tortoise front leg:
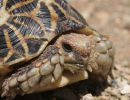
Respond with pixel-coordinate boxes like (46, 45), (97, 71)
(1, 46), (64, 99)
(1, 45), (88, 99)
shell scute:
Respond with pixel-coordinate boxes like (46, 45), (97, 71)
(26, 38), (44, 55)
(6, 0), (39, 14)
(0, 0), (87, 69)
(36, 2), (52, 30)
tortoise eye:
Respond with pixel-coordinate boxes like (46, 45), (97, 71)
(62, 43), (72, 53)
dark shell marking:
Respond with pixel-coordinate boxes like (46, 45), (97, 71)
(0, 0), (86, 68)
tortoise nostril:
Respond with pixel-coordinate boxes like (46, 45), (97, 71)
(62, 42), (72, 53)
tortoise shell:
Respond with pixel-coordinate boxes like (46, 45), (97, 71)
(0, 0), (87, 74)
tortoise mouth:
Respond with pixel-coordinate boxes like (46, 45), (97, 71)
(64, 60), (87, 69)
(63, 62), (86, 74)
(63, 59), (94, 74)
(75, 63), (85, 68)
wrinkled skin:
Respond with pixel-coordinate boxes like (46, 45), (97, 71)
(1, 33), (115, 99)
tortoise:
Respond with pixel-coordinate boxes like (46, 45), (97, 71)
(0, 0), (115, 99)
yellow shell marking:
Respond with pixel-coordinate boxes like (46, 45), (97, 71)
(0, 7), (10, 26)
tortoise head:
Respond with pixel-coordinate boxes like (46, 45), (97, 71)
(55, 33), (91, 71)
(55, 33), (115, 82)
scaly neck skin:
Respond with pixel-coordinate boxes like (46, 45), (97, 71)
(0, 7), (10, 26)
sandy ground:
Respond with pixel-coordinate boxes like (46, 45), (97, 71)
(3, 0), (130, 100)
